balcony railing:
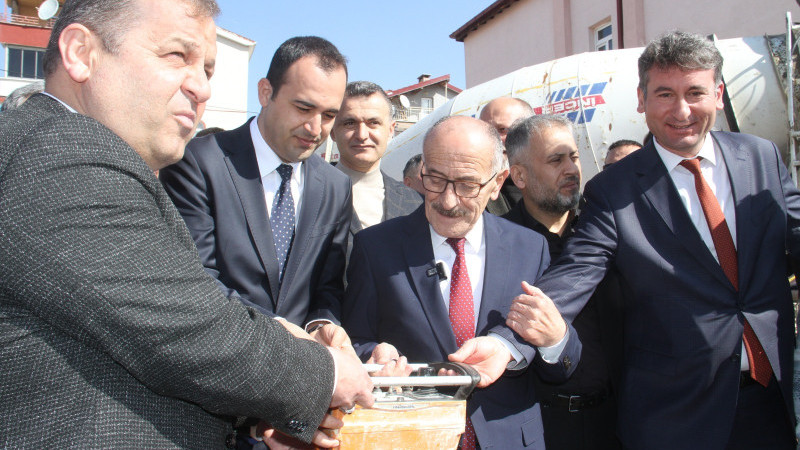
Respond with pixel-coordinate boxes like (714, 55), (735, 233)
(393, 106), (434, 122)
(0, 13), (56, 28)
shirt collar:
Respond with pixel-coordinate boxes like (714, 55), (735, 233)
(654, 133), (717, 173)
(249, 117), (302, 178)
(41, 92), (77, 113)
(429, 214), (485, 254)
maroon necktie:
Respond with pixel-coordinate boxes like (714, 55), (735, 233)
(446, 237), (477, 450)
(680, 158), (771, 387)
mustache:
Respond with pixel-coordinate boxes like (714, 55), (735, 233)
(559, 175), (580, 188)
(431, 202), (469, 218)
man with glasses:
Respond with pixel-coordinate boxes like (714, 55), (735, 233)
(341, 115), (581, 449)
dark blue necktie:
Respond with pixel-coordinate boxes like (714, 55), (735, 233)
(271, 164), (295, 281)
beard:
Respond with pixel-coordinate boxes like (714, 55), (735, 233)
(530, 175), (580, 215)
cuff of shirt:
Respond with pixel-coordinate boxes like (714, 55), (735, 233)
(326, 347), (338, 394)
(488, 332), (526, 370)
(537, 330), (569, 364)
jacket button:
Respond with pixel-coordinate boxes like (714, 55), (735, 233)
(563, 355), (572, 371)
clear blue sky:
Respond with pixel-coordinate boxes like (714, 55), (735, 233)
(214, 0), (492, 115)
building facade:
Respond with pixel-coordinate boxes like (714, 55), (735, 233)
(1, 0), (254, 130)
(452, 0), (800, 88)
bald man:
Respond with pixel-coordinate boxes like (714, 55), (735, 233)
(479, 97), (532, 215)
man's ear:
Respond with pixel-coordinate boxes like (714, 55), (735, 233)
(257, 78), (274, 107)
(509, 164), (525, 190)
(59, 23), (98, 83)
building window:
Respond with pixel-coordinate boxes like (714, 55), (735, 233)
(6, 47), (45, 79)
(420, 97), (433, 112)
(594, 22), (613, 51)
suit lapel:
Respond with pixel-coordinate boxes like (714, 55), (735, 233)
(382, 172), (401, 220)
(636, 143), (732, 288)
(221, 121), (281, 305)
(403, 208), (459, 353)
(713, 132), (754, 291)
(477, 214), (511, 334)
(279, 155), (324, 304)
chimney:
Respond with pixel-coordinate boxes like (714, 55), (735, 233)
(417, 73), (431, 83)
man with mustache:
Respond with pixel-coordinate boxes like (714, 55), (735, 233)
(161, 36), (352, 332)
(503, 114), (621, 449)
(342, 115), (582, 449)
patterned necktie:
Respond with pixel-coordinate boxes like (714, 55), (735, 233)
(680, 158), (771, 387)
(445, 237), (477, 450)
(271, 164), (295, 281)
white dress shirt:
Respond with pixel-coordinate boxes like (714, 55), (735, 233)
(654, 135), (748, 371)
(428, 216), (567, 367)
(250, 118), (304, 220)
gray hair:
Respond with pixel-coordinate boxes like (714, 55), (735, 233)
(43, 0), (220, 77)
(423, 115), (505, 173)
(637, 30), (723, 94)
(505, 114), (576, 165)
(1, 81), (44, 112)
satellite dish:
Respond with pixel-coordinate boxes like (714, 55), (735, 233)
(399, 94), (411, 109)
(37, 0), (59, 20)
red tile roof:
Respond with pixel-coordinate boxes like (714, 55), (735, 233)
(450, 0), (520, 42)
(385, 74), (463, 97)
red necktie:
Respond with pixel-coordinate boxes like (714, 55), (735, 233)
(446, 237), (477, 450)
(680, 158), (771, 387)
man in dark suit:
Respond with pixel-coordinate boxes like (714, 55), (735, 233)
(160, 36), (352, 328)
(343, 115), (582, 449)
(509, 31), (799, 449)
(503, 114), (620, 449)
(479, 96), (531, 215)
(330, 81), (422, 263)
(0, 1), (373, 448)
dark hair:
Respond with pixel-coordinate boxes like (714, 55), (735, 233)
(505, 114), (575, 165)
(43, 0), (219, 77)
(266, 36), (348, 97)
(608, 139), (642, 152)
(344, 80), (391, 111)
(403, 153), (423, 178)
(637, 30), (723, 94)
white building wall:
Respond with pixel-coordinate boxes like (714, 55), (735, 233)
(462, 0), (800, 88)
(199, 28), (254, 131)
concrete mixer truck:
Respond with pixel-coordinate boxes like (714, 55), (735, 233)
(379, 13), (800, 188)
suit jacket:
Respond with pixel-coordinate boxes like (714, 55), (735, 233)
(0, 95), (334, 448)
(536, 131), (800, 450)
(160, 119), (352, 325)
(345, 171), (421, 262)
(343, 207), (582, 449)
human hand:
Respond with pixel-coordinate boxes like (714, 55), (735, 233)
(311, 324), (358, 358)
(259, 413), (344, 449)
(366, 342), (400, 364)
(276, 318), (313, 341)
(366, 343), (412, 377)
(329, 346), (375, 410)
(506, 281), (567, 347)
(447, 336), (511, 388)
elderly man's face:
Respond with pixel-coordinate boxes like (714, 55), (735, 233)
(86, 0), (217, 170)
(422, 117), (504, 238)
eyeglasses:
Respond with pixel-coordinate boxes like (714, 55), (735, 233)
(420, 172), (497, 198)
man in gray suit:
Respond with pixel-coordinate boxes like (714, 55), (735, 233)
(331, 81), (422, 263)
(0, 0), (373, 448)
